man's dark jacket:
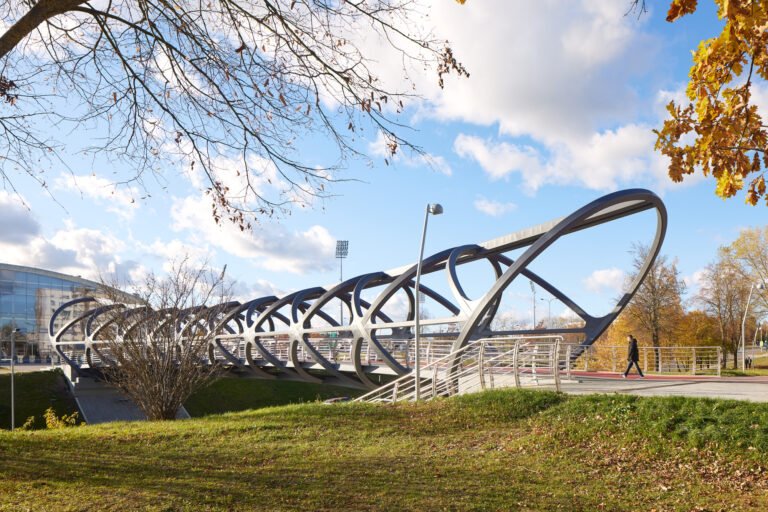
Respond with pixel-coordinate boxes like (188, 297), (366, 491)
(628, 338), (639, 362)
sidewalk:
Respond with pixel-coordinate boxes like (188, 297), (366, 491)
(561, 373), (768, 402)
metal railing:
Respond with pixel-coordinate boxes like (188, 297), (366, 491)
(570, 344), (722, 376)
(356, 336), (564, 404)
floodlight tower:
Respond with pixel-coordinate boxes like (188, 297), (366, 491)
(336, 240), (349, 326)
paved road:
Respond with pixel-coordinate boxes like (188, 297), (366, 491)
(560, 372), (768, 402)
(0, 363), (56, 374)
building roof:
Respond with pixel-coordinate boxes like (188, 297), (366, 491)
(0, 263), (140, 303)
(0, 263), (105, 288)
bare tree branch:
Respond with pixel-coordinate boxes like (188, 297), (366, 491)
(0, 0), (468, 227)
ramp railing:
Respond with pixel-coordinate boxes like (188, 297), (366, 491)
(356, 336), (564, 404)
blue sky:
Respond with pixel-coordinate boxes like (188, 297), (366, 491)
(1, 0), (766, 327)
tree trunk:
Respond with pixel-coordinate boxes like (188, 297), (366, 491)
(0, 0), (88, 60)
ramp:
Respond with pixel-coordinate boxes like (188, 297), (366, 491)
(357, 336), (567, 403)
(62, 366), (189, 424)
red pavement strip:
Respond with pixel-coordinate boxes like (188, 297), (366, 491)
(571, 371), (768, 384)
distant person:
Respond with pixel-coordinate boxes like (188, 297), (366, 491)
(746, 356), (753, 369)
(622, 334), (644, 378)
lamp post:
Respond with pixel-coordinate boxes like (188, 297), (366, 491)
(10, 325), (20, 431)
(752, 319), (762, 365)
(530, 281), (537, 328)
(540, 297), (556, 328)
(336, 240), (349, 326)
(740, 282), (765, 371)
(415, 203), (443, 401)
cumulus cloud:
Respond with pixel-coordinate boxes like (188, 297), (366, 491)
(0, 192), (40, 243)
(422, 0), (650, 142)
(584, 267), (626, 294)
(455, 124), (657, 193)
(0, 192), (145, 281)
(230, 278), (283, 303)
(358, 1), (678, 193)
(171, 193), (336, 274)
(171, 142), (323, 213)
(473, 197), (517, 216)
(368, 131), (452, 176)
(56, 174), (139, 220)
(683, 268), (707, 292)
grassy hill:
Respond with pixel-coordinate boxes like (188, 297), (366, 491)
(0, 388), (767, 511)
(0, 370), (361, 429)
(0, 370), (79, 430)
(184, 375), (363, 416)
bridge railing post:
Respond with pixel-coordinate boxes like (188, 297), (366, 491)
(478, 342), (486, 391)
(553, 339), (561, 392)
(513, 340), (520, 388)
(717, 347), (722, 377)
(691, 347), (696, 376)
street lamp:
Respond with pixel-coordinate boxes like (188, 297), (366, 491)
(415, 203), (443, 400)
(10, 326), (20, 431)
(530, 281), (537, 328)
(740, 282), (765, 371)
(336, 240), (349, 326)
(540, 297), (556, 328)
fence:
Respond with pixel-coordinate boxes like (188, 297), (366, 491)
(569, 344), (721, 376)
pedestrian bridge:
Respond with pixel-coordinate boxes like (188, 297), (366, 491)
(49, 189), (667, 391)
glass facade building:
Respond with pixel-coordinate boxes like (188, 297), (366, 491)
(0, 263), (104, 362)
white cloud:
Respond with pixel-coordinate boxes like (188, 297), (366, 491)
(584, 267), (626, 294)
(231, 278), (283, 303)
(357, 1), (677, 193)
(0, 191), (40, 243)
(171, 193), (335, 274)
(422, 0), (650, 143)
(56, 174), (140, 220)
(683, 268), (707, 292)
(473, 197), (517, 217)
(0, 192), (149, 282)
(455, 123), (659, 193)
(141, 239), (213, 273)
(172, 144), (322, 212)
(369, 131), (452, 176)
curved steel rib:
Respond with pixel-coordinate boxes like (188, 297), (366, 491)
(49, 189), (666, 389)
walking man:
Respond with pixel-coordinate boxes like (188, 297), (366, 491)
(622, 334), (644, 378)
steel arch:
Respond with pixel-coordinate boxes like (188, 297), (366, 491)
(49, 188), (666, 389)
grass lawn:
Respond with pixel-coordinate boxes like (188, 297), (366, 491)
(184, 375), (364, 416)
(721, 368), (768, 377)
(0, 370), (79, 430)
(0, 389), (767, 511)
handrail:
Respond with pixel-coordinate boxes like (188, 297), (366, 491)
(566, 344), (722, 376)
(356, 335), (564, 403)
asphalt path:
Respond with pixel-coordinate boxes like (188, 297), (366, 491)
(561, 372), (768, 402)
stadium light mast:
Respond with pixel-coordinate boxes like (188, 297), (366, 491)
(336, 240), (349, 326)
